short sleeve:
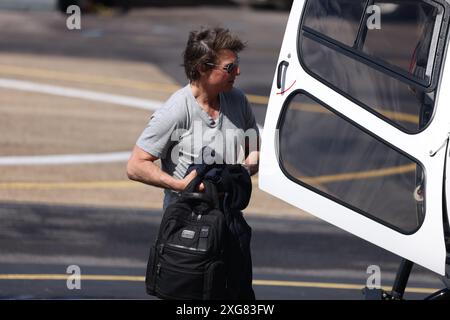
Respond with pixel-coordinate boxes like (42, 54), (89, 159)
(136, 103), (187, 159)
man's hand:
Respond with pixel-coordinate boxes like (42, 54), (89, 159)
(244, 150), (260, 176)
(179, 170), (205, 192)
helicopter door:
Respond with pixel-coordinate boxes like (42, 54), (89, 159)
(259, 0), (450, 275)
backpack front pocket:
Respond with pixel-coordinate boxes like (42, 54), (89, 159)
(156, 263), (204, 300)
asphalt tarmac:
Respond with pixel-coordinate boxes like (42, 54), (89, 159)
(0, 201), (444, 299)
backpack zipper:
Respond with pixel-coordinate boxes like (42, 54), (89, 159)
(166, 243), (207, 253)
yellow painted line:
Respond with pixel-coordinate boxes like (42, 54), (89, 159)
(253, 279), (438, 294)
(0, 274), (143, 281)
(0, 179), (253, 190)
(0, 65), (180, 94)
(0, 274), (438, 294)
(0, 163), (415, 191)
(0, 181), (141, 190)
(0, 65), (419, 124)
(253, 279), (365, 290)
(299, 163), (416, 185)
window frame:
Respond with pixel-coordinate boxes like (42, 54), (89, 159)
(276, 89), (427, 235)
(297, 0), (450, 134)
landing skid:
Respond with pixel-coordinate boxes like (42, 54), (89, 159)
(363, 258), (450, 300)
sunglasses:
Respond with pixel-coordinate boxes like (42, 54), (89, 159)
(205, 58), (240, 74)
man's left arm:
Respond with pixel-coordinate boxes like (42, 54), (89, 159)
(244, 149), (259, 176)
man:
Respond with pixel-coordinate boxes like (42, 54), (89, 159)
(127, 27), (260, 209)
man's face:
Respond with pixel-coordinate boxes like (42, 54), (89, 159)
(204, 49), (240, 92)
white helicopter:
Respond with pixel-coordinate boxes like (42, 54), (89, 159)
(259, 0), (450, 299)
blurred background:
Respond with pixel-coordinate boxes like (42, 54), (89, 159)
(0, 0), (443, 300)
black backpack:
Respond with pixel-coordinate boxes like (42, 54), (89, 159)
(145, 178), (229, 300)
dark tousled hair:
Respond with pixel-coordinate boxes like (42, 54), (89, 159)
(182, 27), (246, 81)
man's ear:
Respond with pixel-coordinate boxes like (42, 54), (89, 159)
(197, 63), (210, 76)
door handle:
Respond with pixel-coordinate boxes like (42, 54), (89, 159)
(277, 60), (289, 89)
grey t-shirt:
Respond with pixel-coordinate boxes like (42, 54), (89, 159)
(136, 84), (259, 206)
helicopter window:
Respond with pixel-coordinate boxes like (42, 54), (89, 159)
(278, 92), (425, 233)
(299, 0), (445, 133)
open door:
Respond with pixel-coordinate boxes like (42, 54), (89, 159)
(259, 0), (450, 275)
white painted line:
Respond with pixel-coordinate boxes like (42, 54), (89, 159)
(0, 78), (263, 166)
(0, 78), (163, 111)
(0, 152), (131, 166)
(0, 78), (161, 165)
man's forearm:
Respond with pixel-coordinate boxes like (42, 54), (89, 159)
(127, 160), (183, 191)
